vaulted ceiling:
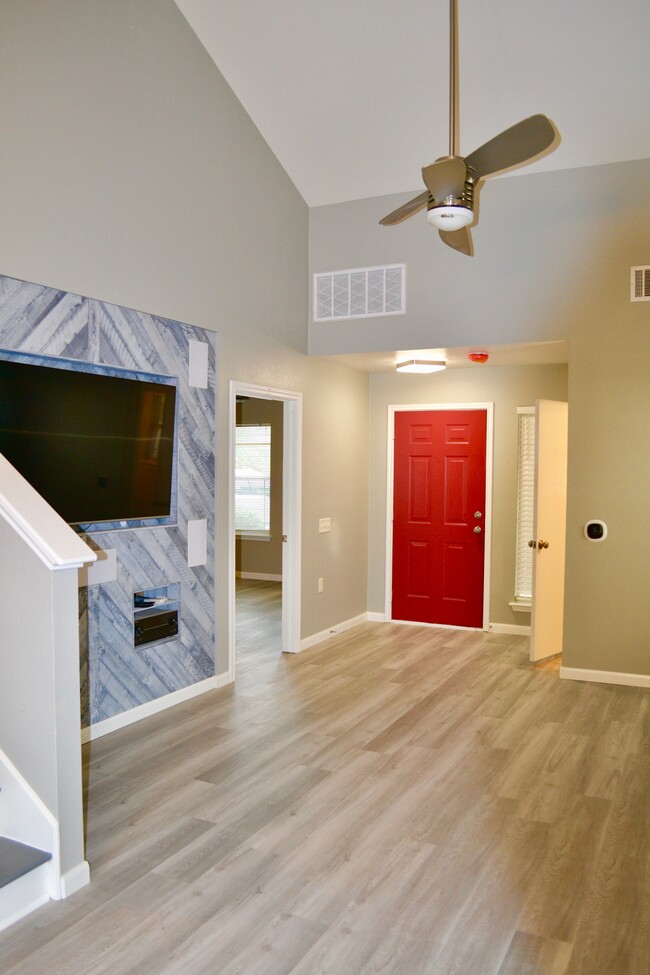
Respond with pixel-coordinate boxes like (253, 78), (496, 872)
(174, 0), (650, 207)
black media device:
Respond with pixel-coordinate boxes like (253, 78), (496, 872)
(0, 355), (177, 527)
(134, 609), (179, 647)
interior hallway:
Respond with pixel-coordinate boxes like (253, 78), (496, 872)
(235, 577), (282, 663)
(1, 621), (648, 974)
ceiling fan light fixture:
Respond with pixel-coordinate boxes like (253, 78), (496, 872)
(396, 358), (447, 374)
(426, 205), (473, 231)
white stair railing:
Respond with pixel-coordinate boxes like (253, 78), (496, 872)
(0, 453), (96, 927)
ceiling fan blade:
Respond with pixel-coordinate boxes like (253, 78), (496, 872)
(379, 191), (429, 226)
(421, 156), (467, 202)
(439, 226), (473, 256)
(465, 114), (557, 180)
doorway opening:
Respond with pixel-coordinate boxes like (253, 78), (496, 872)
(228, 382), (302, 679)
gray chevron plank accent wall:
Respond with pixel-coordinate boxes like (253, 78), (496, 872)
(0, 274), (216, 728)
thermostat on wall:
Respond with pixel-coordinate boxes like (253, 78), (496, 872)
(584, 520), (607, 542)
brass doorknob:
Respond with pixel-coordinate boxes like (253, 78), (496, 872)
(537, 540), (549, 549)
(528, 539), (536, 548)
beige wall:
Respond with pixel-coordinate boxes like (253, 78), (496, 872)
(564, 266), (650, 673)
(0, 0), (369, 666)
(1, 0), (647, 680)
(368, 364), (569, 625)
(312, 157), (650, 679)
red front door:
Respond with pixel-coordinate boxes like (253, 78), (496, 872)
(392, 409), (487, 628)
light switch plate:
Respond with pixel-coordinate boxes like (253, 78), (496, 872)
(318, 518), (331, 533)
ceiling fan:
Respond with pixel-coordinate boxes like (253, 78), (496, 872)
(379, 0), (558, 255)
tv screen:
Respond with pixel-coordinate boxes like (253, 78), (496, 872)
(0, 356), (177, 527)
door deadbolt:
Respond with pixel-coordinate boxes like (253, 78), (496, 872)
(474, 511), (482, 519)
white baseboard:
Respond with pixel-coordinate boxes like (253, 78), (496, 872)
(560, 666), (650, 689)
(58, 860), (90, 899)
(81, 673), (232, 742)
(237, 572), (282, 582)
(300, 613), (369, 652)
(0, 862), (50, 933)
(489, 622), (531, 636)
(367, 612), (387, 623)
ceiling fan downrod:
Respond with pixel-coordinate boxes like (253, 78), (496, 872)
(449, 0), (458, 158)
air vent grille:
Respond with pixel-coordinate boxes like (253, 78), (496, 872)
(314, 264), (405, 322)
(631, 266), (650, 301)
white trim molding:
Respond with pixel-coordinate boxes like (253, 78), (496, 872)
(300, 613), (369, 652)
(237, 572), (282, 582)
(560, 666), (650, 689)
(81, 674), (230, 742)
(490, 622), (531, 636)
(58, 861), (90, 899)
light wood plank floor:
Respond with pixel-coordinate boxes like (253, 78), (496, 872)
(2, 620), (649, 974)
(235, 577), (282, 662)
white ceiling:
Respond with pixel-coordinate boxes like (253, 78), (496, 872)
(174, 0), (650, 208)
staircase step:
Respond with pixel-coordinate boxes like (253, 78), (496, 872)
(0, 837), (52, 889)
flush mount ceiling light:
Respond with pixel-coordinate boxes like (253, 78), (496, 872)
(426, 203), (474, 232)
(395, 358), (446, 374)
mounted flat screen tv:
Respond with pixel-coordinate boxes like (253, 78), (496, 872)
(0, 355), (177, 528)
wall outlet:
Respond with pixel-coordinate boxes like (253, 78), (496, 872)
(318, 577), (324, 593)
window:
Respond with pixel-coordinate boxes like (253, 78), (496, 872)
(514, 407), (535, 603)
(235, 424), (271, 533)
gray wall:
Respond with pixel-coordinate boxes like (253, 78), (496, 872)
(369, 365), (568, 625)
(0, 0), (370, 663)
(311, 158), (650, 677)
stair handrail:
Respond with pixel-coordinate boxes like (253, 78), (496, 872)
(0, 454), (96, 570)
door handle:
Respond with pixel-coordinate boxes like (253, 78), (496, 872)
(474, 511), (482, 519)
(528, 539), (536, 548)
(281, 535), (288, 542)
(538, 540), (549, 549)
(473, 525), (482, 534)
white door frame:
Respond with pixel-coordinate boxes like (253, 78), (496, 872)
(229, 381), (302, 677)
(385, 402), (494, 630)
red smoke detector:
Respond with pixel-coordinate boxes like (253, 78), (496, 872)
(468, 352), (489, 364)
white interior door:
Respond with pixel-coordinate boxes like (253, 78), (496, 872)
(530, 400), (568, 662)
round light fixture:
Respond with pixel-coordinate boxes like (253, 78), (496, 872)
(395, 359), (447, 374)
(426, 205), (473, 231)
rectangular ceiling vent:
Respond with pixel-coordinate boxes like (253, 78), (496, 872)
(313, 264), (405, 322)
(631, 266), (650, 301)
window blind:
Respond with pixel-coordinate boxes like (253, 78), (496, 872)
(235, 424), (271, 532)
(515, 408), (536, 600)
